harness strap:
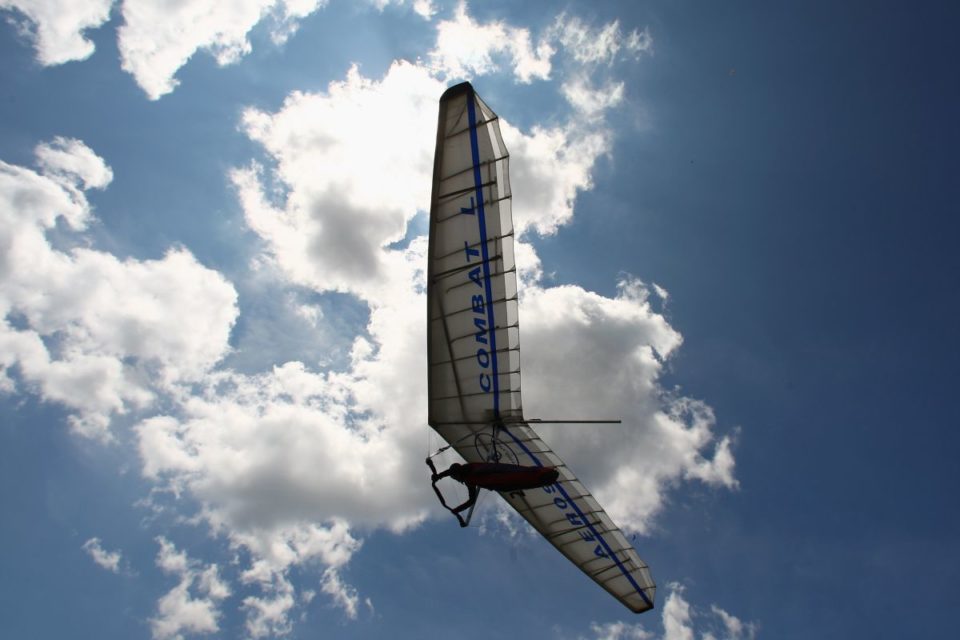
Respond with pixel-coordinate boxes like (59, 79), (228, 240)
(426, 458), (479, 527)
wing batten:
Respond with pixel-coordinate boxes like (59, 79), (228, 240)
(438, 156), (510, 186)
(436, 181), (500, 203)
(448, 116), (500, 138)
(427, 81), (655, 613)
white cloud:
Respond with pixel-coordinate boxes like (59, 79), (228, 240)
(151, 537), (231, 640)
(135, 363), (423, 529)
(320, 567), (360, 619)
(0, 0), (113, 64)
(242, 578), (295, 638)
(477, 497), (537, 540)
(429, 1), (553, 83)
(234, 60), (444, 300)
(503, 118), (611, 236)
(513, 279), (736, 533)
(157, 49), (735, 634)
(130, 54), (655, 630)
(412, 0), (435, 20)
(588, 620), (654, 640)
(219, 56), (657, 507)
(662, 587), (695, 640)
(428, 4), (653, 87)
(233, 58), (616, 301)
(625, 27), (655, 57)
(3, 0), (652, 108)
(562, 75), (626, 119)
(117, 0), (327, 99)
(436, 8), (655, 130)
(547, 14), (653, 122)
(138, 378), (372, 631)
(231, 521), (362, 633)
(652, 283), (669, 304)
(370, 0), (436, 20)
(549, 14), (653, 66)
(194, 44), (734, 627)
(1, 8), (738, 636)
(586, 585), (756, 640)
(34, 136), (114, 190)
(709, 604), (758, 640)
(0, 139), (238, 437)
(156, 537), (191, 575)
(2, 0), (431, 99)
(82, 537), (123, 573)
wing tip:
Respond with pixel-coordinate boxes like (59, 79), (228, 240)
(626, 592), (656, 614)
(440, 81), (475, 103)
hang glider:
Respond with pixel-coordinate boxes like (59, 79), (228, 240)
(426, 82), (656, 614)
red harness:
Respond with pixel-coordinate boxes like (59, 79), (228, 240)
(448, 462), (559, 492)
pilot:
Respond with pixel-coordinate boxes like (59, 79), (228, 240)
(426, 458), (559, 527)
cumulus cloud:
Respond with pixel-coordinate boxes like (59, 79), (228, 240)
(138, 368), (372, 631)
(242, 577), (295, 638)
(370, 0), (436, 20)
(587, 586), (756, 640)
(476, 280), (735, 534)
(117, 0), (327, 99)
(82, 537), (123, 573)
(234, 520), (362, 633)
(3, 1), (651, 107)
(411, 0), (435, 19)
(661, 586), (757, 640)
(544, 14), (653, 118)
(428, 5), (654, 96)
(429, 1), (553, 83)
(503, 118), (611, 236)
(1, 6), (737, 636)
(233, 58), (614, 301)
(136, 364), (427, 528)
(562, 75), (626, 119)
(0, 0), (113, 64)
(0, 139), (238, 437)
(173, 45), (733, 629)
(428, 4), (654, 88)
(519, 280), (737, 533)
(706, 604), (758, 640)
(234, 61), (444, 299)
(90, 47), (670, 627)
(549, 14), (653, 66)
(662, 586), (695, 640)
(174, 28), (732, 625)
(320, 567), (360, 619)
(588, 620), (654, 640)
(150, 537), (231, 640)
(34, 136), (114, 190)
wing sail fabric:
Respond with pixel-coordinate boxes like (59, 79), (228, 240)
(426, 82), (655, 613)
(494, 421), (656, 613)
(428, 82), (520, 428)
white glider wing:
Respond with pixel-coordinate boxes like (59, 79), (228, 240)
(426, 82), (655, 613)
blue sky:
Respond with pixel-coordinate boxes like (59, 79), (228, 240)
(1, 1), (958, 638)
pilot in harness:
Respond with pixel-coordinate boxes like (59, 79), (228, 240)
(426, 457), (559, 527)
